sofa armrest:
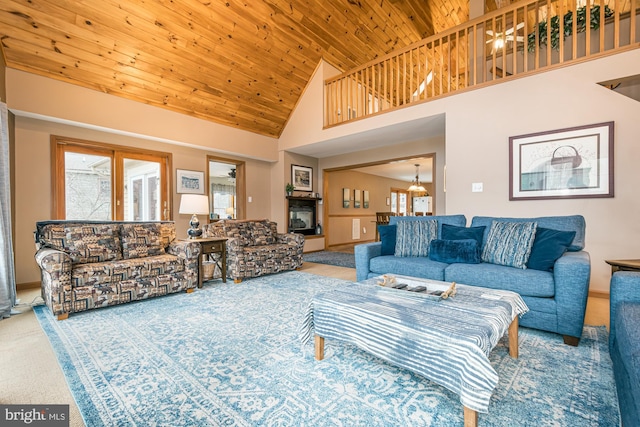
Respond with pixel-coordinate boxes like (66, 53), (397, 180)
(35, 248), (73, 316)
(167, 240), (201, 273)
(277, 232), (305, 247)
(355, 242), (382, 281)
(553, 250), (591, 339)
(609, 271), (640, 350)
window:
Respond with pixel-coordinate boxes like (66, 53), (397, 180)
(52, 136), (171, 220)
(390, 189), (409, 216)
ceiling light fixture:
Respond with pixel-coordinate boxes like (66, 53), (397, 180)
(407, 164), (426, 192)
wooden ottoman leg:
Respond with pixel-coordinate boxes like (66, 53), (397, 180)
(315, 335), (325, 360)
(57, 312), (69, 321)
(508, 317), (519, 358)
(463, 406), (477, 427)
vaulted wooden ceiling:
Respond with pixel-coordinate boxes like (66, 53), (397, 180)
(0, 0), (476, 138)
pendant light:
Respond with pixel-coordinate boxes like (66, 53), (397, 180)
(407, 163), (426, 192)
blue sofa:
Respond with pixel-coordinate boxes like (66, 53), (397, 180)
(355, 214), (591, 345)
(609, 271), (640, 427)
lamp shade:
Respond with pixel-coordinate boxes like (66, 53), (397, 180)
(179, 194), (209, 215)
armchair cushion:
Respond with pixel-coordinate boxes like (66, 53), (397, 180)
(120, 223), (165, 259)
(63, 225), (122, 264)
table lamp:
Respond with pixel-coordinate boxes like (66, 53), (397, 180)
(179, 194), (209, 239)
(225, 206), (235, 219)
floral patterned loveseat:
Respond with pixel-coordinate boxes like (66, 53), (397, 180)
(202, 219), (305, 283)
(34, 220), (201, 320)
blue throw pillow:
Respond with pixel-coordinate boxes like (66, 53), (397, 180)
(429, 239), (481, 264)
(441, 224), (485, 247)
(527, 228), (577, 271)
(395, 220), (437, 257)
(481, 221), (537, 269)
(378, 225), (397, 256)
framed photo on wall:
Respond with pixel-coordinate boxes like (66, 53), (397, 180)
(509, 121), (614, 200)
(291, 165), (313, 192)
(343, 188), (350, 208)
(176, 169), (205, 194)
(354, 189), (361, 208)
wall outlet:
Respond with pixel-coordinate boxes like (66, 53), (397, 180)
(247, 196), (252, 203)
(472, 182), (483, 192)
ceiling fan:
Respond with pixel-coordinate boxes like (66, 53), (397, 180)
(486, 22), (525, 52)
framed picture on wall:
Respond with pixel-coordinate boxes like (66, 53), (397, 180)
(509, 121), (614, 200)
(176, 169), (205, 194)
(354, 189), (361, 208)
(343, 188), (350, 208)
(291, 165), (313, 192)
(363, 190), (369, 208)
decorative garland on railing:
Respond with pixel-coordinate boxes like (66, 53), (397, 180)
(527, 5), (614, 51)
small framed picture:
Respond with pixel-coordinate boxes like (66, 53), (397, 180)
(354, 189), (361, 208)
(343, 188), (350, 208)
(176, 169), (205, 194)
(291, 164), (313, 192)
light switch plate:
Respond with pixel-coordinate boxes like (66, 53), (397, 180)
(472, 182), (483, 192)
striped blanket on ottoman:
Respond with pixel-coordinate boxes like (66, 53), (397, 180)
(300, 275), (528, 423)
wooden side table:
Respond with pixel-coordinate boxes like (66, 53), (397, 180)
(194, 237), (227, 287)
(605, 259), (640, 274)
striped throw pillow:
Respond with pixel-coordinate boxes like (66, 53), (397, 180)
(481, 221), (537, 269)
(394, 220), (437, 257)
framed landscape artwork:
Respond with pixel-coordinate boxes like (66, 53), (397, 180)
(176, 169), (205, 194)
(292, 165), (313, 192)
(509, 122), (614, 200)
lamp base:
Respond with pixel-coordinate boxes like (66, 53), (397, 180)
(187, 214), (202, 239)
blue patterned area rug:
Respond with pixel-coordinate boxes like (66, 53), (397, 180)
(34, 272), (619, 426)
(303, 251), (355, 268)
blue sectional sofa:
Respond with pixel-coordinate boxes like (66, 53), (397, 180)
(609, 271), (640, 426)
(355, 214), (591, 345)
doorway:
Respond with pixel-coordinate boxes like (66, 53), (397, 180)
(207, 156), (246, 220)
(322, 154), (436, 249)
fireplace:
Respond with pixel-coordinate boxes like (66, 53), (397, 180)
(287, 197), (317, 235)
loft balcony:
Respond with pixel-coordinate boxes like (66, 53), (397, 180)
(324, 0), (639, 127)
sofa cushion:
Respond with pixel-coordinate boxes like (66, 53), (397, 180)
(526, 228), (577, 272)
(395, 219), (437, 257)
(378, 225), (397, 256)
(481, 221), (537, 269)
(71, 254), (185, 288)
(120, 223), (166, 259)
(369, 255), (448, 281)
(429, 239), (481, 264)
(445, 262), (555, 297)
(471, 215), (586, 251)
(63, 225), (122, 264)
(441, 224), (485, 247)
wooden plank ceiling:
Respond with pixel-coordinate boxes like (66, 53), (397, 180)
(0, 0), (471, 138)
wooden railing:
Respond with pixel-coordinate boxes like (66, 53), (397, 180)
(324, 0), (639, 127)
